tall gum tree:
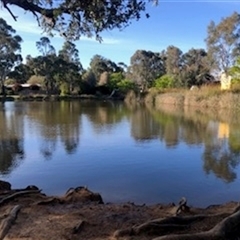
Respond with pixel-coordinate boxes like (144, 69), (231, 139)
(0, 18), (22, 98)
(206, 12), (240, 73)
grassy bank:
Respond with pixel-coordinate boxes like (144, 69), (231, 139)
(145, 86), (240, 110)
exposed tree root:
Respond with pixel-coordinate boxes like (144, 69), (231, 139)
(35, 197), (63, 205)
(0, 189), (41, 206)
(0, 205), (21, 240)
(72, 220), (85, 234)
(113, 207), (240, 240)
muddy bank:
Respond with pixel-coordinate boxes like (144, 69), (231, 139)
(0, 180), (240, 240)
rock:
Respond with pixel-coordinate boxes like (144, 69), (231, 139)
(64, 186), (103, 204)
(0, 180), (11, 191)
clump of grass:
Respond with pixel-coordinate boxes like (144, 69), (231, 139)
(231, 83), (240, 93)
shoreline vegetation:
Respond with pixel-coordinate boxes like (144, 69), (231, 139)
(2, 85), (240, 110)
(0, 180), (239, 240)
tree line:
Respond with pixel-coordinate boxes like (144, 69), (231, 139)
(1, 11), (240, 97)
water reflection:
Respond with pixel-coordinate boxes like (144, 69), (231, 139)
(0, 104), (24, 174)
(26, 101), (81, 159)
(203, 122), (240, 182)
(81, 101), (128, 133)
(0, 101), (240, 194)
(151, 105), (240, 183)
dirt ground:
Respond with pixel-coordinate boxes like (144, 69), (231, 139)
(0, 181), (239, 240)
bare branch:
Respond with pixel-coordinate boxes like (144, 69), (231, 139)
(2, 0), (17, 21)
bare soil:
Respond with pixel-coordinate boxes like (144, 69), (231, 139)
(0, 181), (239, 240)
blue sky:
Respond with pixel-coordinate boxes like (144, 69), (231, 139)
(0, 1), (239, 69)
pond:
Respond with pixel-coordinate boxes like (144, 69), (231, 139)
(0, 101), (240, 207)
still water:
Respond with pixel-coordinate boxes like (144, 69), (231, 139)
(0, 101), (240, 207)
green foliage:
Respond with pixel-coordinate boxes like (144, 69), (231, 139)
(165, 46), (182, 76)
(128, 50), (165, 88)
(8, 64), (33, 83)
(117, 79), (135, 92)
(108, 72), (135, 93)
(0, 18), (22, 95)
(180, 48), (211, 87)
(90, 55), (122, 83)
(108, 72), (124, 89)
(36, 37), (56, 56)
(1, 1), (158, 40)
(206, 12), (240, 72)
(154, 74), (175, 89)
(229, 57), (240, 82)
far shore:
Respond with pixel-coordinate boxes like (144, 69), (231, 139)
(1, 88), (240, 111)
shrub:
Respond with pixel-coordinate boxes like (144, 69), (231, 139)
(117, 79), (135, 92)
(154, 75), (175, 89)
(27, 75), (45, 86)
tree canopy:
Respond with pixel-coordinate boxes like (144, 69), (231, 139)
(1, 0), (158, 40)
(206, 12), (240, 72)
(0, 18), (22, 95)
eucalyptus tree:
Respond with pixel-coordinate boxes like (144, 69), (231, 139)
(206, 12), (240, 72)
(34, 37), (57, 93)
(59, 41), (80, 65)
(165, 45), (182, 76)
(1, 0), (158, 40)
(36, 37), (56, 56)
(58, 41), (83, 94)
(90, 55), (122, 83)
(26, 54), (58, 93)
(128, 50), (165, 89)
(0, 18), (22, 97)
(8, 63), (33, 83)
(181, 48), (211, 87)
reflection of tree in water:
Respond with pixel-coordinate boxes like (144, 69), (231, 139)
(150, 109), (211, 148)
(181, 118), (211, 146)
(130, 107), (160, 142)
(150, 106), (240, 182)
(81, 101), (128, 133)
(0, 105), (24, 175)
(40, 139), (57, 160)
(27, 101), (81, 159)
(203, 138), (240, 183)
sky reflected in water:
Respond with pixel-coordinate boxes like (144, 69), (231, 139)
(0, 101), (240, 207)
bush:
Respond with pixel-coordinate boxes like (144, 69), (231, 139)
(117, 79), (136, 92)
(154, 75), (175, 89)
(27, 75), (45, 86)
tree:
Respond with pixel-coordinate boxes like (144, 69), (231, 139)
(58, 41), (83, 94)
(206, 12), (240, 72)
(34, 37), (57, 93)
(8, 63), (33, 83)
(165, 45), (182, 76)
(59, 41), (80, 66)
(0, 18), (22, 97)
(90, 55), (121, 82)
(1, 0), (158, 40)
(180, 48), (212, 87)
(26, 54), (58, 93)
(128, 50), (165, 89)
(81, 69), (97, 94)
(36, 37), (56, 56)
